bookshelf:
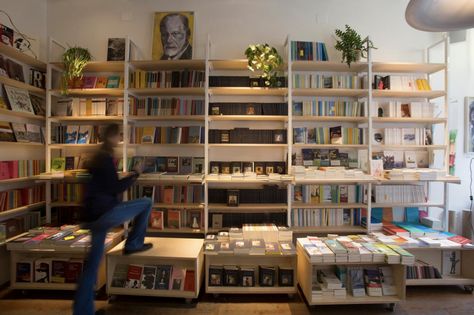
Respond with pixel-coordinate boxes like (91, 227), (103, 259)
(34, 36), (459, 240)
(0, 41), (47, 274)
(106, 237), (204, 302)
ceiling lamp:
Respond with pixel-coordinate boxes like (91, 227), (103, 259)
(406, 0), (474, 32)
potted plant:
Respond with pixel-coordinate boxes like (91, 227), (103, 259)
(61, 46), (92, 94)
(334, 25), (376, 67)
(244, 44), (283, 87)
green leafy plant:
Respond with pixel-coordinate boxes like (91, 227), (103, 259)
(334, 25), (376, 67)
(244, 44), (283, 87)
(61, 46), (92, 94)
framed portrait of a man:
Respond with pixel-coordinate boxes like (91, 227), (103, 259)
(152, 12), (194, 60)
(465, 97), (474, 153)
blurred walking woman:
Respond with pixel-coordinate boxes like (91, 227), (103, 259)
(73, 124), (152, 315)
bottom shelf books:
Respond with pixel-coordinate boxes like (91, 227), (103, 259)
(312, 266), (397, 300)
(208, 265), (294, 288)
(111, 264), (195, 292)
(406, 260), (442, 280)
(15, 258), (84, 284)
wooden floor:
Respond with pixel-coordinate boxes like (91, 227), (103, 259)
(0, 286), (473, 315)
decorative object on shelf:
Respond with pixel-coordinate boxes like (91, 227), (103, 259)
(244, 44), (283, 87)
(464, 97), (474, 153)
(61, 46), (92, 94)
(449, 129), (457, 176)
(152, 12), (194, 60)
(0, 10), (39, 59)
(107, 38), (126, 61)
(334, 25), (376, 67)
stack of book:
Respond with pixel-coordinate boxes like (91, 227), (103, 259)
(53, 98), (124, 116)
(293, 99), (364, 117)
(0, 185), (45, 211)
(290, 41), (328, 61)
(293, 73), (364, 89)
(293, 126), (364, 145)
(209, 128), (287, 144)
(0, 160), (45, 179)
(128, 156), (204, 175)
(129, 126), (204, 144)
(210, 102), (287, 116)
(129, 97), (204, 116)
(111, 263), (195, 292)
(52, 183), (85, 203)
(373, 75), (431, 91)
(373, 185), (426, 204)
(372, 127), (432, 146)
(373, 100), (436, 118)
(0, 121), (44, 144)
(129, 70), (205, 89)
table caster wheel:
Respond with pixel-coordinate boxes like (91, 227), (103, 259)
(386, 303), (395, 312)
(464, 285), (474, 293)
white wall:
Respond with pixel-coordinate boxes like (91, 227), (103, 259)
(46, 0), (440, 62)
(0, 0), (48, 60)
(448, 29), (474, 211)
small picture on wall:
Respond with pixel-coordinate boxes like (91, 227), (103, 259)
(152, 12), (194, 60)
(465, 97), (474, 153)
(107, 38), (126, 61)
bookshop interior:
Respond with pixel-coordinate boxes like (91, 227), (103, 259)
(1, 0), (474, 314)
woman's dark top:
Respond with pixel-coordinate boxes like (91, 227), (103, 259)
(83, 149), (138, 222)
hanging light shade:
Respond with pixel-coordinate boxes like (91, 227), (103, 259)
(405, 0), (474, 32)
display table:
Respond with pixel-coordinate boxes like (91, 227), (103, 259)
(7, 230), (123, 291)
(106, 237), (204, 302)
(296, 242), (406, 311)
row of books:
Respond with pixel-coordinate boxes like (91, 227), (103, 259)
(291, 208), (361, 228)
(129, 156), (204, 174)
(54, 98), (124, 117)
(51, 155), (92, 172)
(299, 148), (360, 168)
(209, 102), (288, 116)
(209, 161), (286, 176)
(385, 168), (444, 180)
(292, 166), (369, 180)
(370, 207), (425, 230)
(297, 235), (415, 264)
(209, 76), (286, 88)
(292, 74), (365, 89)
(293, 184), (365, 204)
(6, 225), (120, 250)
(66, 75), (123, 89)
(0, 121), (44, 143)
(205, 238), (294, 257)
(373, 185), (426, 204)
(15, 258), (84, 284)
(406, 261), (442, 280)
(373, 75), (431, 91)
(209, 128), (286, 144)
(293, 100), (365, 117)
(129, 126), (204, 144)
(210, 213), (287, 230)
(111, 264), (195, 291)
(0, 211), (41, 242)
(312, 266), (397, 298)
(52, 183), (85, 203)
(0, 54), (41, 85)
(373, 101), (437, 118)
(149, 208), (203, 230)
(1, 85), (45, 117)
(129, 97), (204, 116)
(209, 265), (294, 287)
(293, 126), (364, 145)
(372, 128), (432, 146)
(0, 160), (45, 180)
(0, 185), (45, 212)
(129, 70), (205, 89)
(208, 187), (287, 204)
(290, 41), (328, 61)
(128, 184), (204, 204)
(373, 150), (430, 170)
(52, 124), (119, 144)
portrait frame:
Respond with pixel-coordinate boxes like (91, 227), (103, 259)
(152, 11), (195, 60)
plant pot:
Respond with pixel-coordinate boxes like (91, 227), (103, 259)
(353, 50), (362, 62)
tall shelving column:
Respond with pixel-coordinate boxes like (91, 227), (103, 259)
(45, 37), (127, 224)
(288, 37), (372, 235)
